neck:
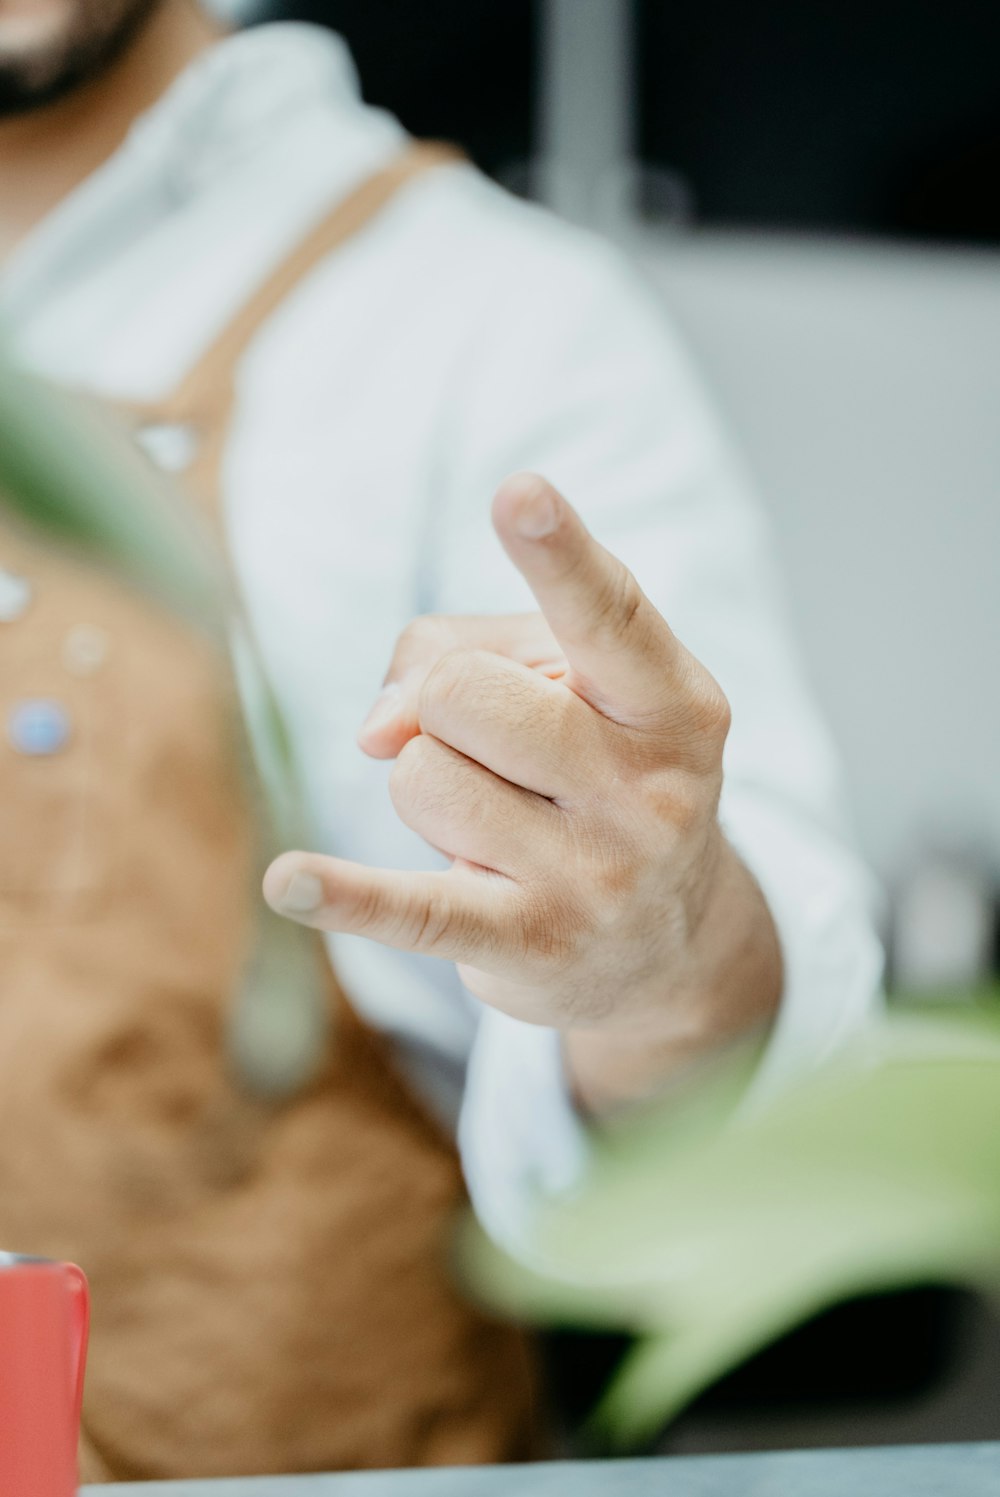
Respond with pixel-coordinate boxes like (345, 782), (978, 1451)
(0, 0), (221, 261)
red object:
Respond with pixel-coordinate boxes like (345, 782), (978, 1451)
(0, 1257), (90, 1497)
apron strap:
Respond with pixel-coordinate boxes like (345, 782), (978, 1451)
(121, 140), (463, 1095)
(153, 140), (463, 432)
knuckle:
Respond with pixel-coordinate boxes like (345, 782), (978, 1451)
(645, 775), (706, 838)
(586, 831), (643, 903)
(422, 649), (561, 748)
(693, 676), (732, 741)
(350, 880), (390, 938)
(678, 651), (727, 720)
(669, 782), (705, 836)
(586, 564), (644, 651)
(391, 613), (451, 676)
(404, 886), (454, 952)
(402, 613), (448, 646)
(420, 647), (472, 715)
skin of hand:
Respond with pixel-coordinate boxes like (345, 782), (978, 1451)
(264, 473), (782, 1114)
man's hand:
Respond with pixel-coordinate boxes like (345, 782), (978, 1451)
(264, 474), (782, 1112)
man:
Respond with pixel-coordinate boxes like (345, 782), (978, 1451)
(0, 0), (883, 1480)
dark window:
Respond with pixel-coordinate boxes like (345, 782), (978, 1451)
(636, 0), (1000, 245)
(257, 0), (536, 180)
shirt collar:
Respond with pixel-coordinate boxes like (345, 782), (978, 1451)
(130, 22), (366, 197)
(1, 23), (378, 317)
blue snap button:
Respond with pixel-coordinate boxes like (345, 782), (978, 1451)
(7, 699), (72, 756)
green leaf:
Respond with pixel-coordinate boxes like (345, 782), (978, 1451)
(460, 1009), (1000, 1447)
(0, 348), (221, 627)
(0, 346), (327, 1097)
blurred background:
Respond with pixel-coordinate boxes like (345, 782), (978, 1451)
(239, 0), (1000, 1459)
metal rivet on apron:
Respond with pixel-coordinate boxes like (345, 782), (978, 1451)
(0, 569), (33, 622)
(7, 699), (72, 756)
(133, 421), (199, 474)
(62, 624), (111, 677)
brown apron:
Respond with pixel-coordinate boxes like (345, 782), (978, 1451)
(0, 145), (538, 1483)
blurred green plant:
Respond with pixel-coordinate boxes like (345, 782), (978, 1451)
(0, 346), (328, 1095)
(460, 1002), (1000, 1449)
(0, 354), (222, 628)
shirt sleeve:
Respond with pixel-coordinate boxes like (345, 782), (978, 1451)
(424, 186), (885, 1261)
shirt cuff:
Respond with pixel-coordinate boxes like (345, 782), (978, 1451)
(720, 787), (886, 1112)
(459, 793), (884, 1259)
(458, 1003), (590, 1262)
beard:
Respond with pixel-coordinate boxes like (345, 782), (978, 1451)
(0, 0), (162, 115)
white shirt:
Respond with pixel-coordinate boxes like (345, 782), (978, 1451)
(0, 22), (883, 1260)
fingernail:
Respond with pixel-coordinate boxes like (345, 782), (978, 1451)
(276, 871), (323, 915)
(360, 682), (401, 737)
(514, 485), (559, 539)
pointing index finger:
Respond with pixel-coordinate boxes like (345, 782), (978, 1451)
(491, 473), (684, 727)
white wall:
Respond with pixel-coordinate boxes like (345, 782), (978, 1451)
(628, 229), (1000, 882)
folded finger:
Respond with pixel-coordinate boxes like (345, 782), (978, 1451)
(389, 732), (556, 875)
(417, 650), (602, 800)
(359, 612), (562, 759)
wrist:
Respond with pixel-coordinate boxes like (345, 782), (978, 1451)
(564, 835), (783, 1116)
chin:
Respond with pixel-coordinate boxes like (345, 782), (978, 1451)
(0, 0), (156, 113)
(0, 0), (76, 57)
